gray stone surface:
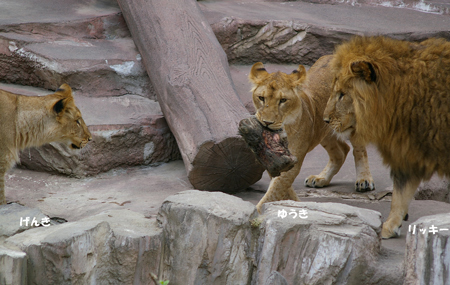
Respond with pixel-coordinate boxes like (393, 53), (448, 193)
(158, 190), (258, 285)
(0, 245), (27, 285)
(0, 203), (48, 238)
(202, 0), (450, 65)
(415, 174), (450, 203)
(255, 201), (382, 284)
(4, 209), (163, 285)
(405, 213), (450, 285)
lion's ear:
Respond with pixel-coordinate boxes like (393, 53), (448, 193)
(351, 61), (377, 83)
(291, 65), (307, 84)
(53, 98), (66, 115)
(249, 62), (268, 83)
(55, 84), (73, 98)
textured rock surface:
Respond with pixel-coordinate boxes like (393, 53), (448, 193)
(158, 190), (258, 285)
(0, 203), (48, 237)
(415, 175), (450, 203)
(0, 0), (155, 99)
(4, 209), (163, 285)
(405, 213), (450, 285)
(255, 200), (382, 284)
(0, 245), (27, 285)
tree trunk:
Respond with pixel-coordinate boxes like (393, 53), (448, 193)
(117, 0), (264, 192)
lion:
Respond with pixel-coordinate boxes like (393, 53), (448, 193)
(249, 55), (375, 213)
(323, 36), (450, 239)
(0, 84), (92, 205)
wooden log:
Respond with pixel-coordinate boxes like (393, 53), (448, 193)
(117, 0), (264, 192)
(239, 116), (297, 177)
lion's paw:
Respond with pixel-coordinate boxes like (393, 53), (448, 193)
(381, 218), (403, 239)
(355, 178), (375, 192)
(304, 175), (330, 188)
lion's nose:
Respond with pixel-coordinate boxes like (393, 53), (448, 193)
(262, 120), (274, 126)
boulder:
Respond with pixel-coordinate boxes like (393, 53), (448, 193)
(0, 245), (27, 285)
(405, 213), (450, 285)
(5, 209), (163, 284)
(157, 190), (258, 285)
(255, 201), (382, 284)
(0, 203), (48, 237)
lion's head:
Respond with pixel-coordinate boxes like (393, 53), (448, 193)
(50, 84), (92, 149)
(249, 62), (307, 130)
(323, 81), (357, 141)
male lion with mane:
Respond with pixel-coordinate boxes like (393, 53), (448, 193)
(0, 84), (92, 205)
(250, 55), (375, 212)
(324, 36), (450, 239)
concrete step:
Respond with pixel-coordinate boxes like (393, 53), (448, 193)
(0, 0), (156, 99)
(201, 0), (450, 65)
(0, 83), (180, 177)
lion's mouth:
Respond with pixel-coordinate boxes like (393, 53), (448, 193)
(71, 143), (81, 149)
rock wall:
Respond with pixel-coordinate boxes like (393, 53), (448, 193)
(2, 191), (426, 285)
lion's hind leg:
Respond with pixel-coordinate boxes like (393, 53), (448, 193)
(351, 139), (375, 192)
(382, 174), (420, 239)
(305, 134), (350, 188)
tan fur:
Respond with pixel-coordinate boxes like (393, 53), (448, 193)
(249, 56), (375, 212)
(0, 84), (91, 205)
(324, 36), (450, 238)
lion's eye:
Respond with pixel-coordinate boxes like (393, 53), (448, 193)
(279, 98), (287, 104)
(76, 119), (81, 126)
(258, 96), (265, 102)
(339, 92), (345, 100)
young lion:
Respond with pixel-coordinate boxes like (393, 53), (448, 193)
(250, 55), (375, 212)
(324, 36), (450, 239)
(0, 84), (92, 205)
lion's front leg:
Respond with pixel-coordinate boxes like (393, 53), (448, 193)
(305, 134), (349, 188)
(256, 154), (305, 213)
(381, 173), (420, 239)
(351, 139), (375, 192)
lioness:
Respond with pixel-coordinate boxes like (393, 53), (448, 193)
(324, 36), (450, 239)
(249, 55), (375, 212)
(0, 84), (92, 205)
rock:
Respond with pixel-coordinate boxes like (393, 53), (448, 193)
(0, 203), (48, 237)
(405, 213), (450, 285)
(264, 271), (289, 285)
(0, 245), (27, 285)
(5, 209), (163, 284)
(255, 200), (382, 285)
(157, 190), (258, 285)
(415, 175), (450, 203)
(0, 0), (156, 100)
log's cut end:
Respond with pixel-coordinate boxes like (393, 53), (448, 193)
(188, 137), (265, 193)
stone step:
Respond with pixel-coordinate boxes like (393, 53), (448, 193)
(201, 0), (450, 65)
(0, 83), (180, 177)
(0, 0), (156, 99)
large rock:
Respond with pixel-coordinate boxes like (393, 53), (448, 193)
(405, 213), (450, 285)
(0, 245), (27, 285)
(0, 203), (48, 237)
(5, 209), (163, 284)
(0, 0), (155, 99)
(255, 201), (382, 284)
(158, 190), (258, 285)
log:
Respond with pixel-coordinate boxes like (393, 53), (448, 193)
(117, 0), (264, 192)
(239, 116), (297, 177)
